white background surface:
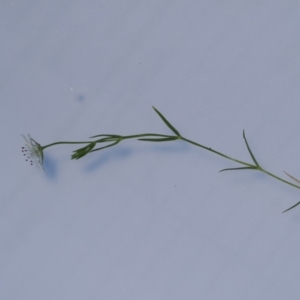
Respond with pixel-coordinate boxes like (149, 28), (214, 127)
(1, 1), (300, 299)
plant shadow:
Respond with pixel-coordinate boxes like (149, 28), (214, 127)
(84, 146), (133, 172)
(83, 140), (189, 172)
(43, 155), (58, 179)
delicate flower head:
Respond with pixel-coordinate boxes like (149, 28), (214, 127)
(21, 134), (44, 171)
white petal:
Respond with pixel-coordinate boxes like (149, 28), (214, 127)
(21, 134), (31, 147)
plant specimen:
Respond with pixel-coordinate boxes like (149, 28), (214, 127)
(22, 107), (300, 212)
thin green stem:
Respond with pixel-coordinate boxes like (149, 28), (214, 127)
(180, 136), (253, 167)
(260, 169), (300, 190)
(42, 141), (91, 150)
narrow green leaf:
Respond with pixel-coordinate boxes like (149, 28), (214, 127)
(282, 201), (300, 213)
(243, 130), (259, 166)
(94, 137), (118, 144)
(90, 134), (120, 138)
(284, 171), (300, 185)
(71, 142), (96, 160)
(138, 137), (178, 142)
(152, 106), (180, 136)
(219, 166), (257, 172)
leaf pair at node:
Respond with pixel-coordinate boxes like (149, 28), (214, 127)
(282, 172), (300, 213)
(219, 130), (260, 172)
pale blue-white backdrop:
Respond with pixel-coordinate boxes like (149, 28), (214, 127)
(1, 1), (300, 299)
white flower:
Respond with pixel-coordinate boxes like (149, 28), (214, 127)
(21, 134), (44, 171)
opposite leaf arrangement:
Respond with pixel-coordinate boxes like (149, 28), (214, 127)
(22, 107), (300, 213)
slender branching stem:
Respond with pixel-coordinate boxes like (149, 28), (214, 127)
(42, 134), (171, 149)
(179, 136), (300, 190)
(38, 106), (300, 212)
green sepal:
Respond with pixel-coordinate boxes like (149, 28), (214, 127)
(152, 106), (180, 136)
(71, 142), (96, 160)
(282, 201), (300, 213)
